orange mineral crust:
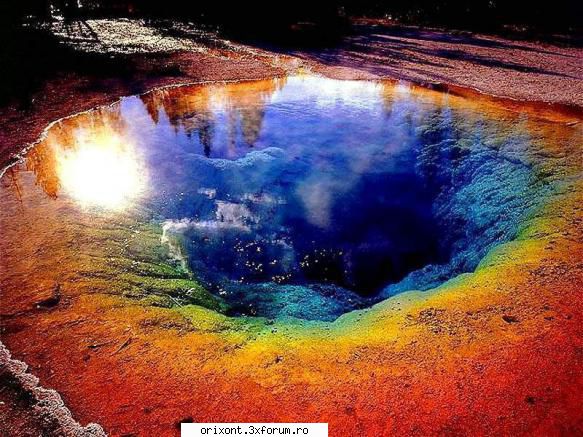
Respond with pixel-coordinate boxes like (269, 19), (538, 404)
(1, 77), (582, 436)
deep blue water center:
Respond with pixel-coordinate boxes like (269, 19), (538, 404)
(118, 76), (543, 320)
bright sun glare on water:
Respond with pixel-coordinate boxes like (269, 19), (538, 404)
(56, 131), (145, 210)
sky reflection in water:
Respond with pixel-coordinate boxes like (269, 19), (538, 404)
(3, 76), (558, 320)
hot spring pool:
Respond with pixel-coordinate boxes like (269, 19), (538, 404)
(1, 76), (574, 321)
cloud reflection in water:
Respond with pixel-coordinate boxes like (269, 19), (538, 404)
(4, 75), (572, 320)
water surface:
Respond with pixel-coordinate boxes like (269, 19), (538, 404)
(2, 76), (572, 320)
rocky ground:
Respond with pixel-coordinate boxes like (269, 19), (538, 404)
(294, 20), (583, 107)
(1, 19), (581, 169)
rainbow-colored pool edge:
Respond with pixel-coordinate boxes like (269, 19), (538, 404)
(0, 77), (581, 436)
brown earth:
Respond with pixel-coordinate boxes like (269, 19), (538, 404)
(294, 21), (583, 107)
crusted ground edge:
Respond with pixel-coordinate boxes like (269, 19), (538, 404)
(0, 341), (106, 437)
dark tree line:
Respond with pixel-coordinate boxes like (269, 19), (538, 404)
(346, 0), (582, 31)
(2, 0), (581, 33)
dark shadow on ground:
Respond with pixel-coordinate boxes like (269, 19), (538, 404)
(0, 25), (181, 110)
(280, 22), (582, 84)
